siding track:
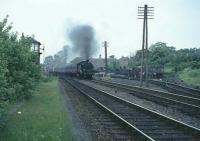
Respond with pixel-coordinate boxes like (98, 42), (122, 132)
(149, 80), (200, 99)
(63, 78), (200, 141)
(92, 80), (200, 118)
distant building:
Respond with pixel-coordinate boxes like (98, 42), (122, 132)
(26, 36), (41, 53)
(118, 56), (129, 69)
(29, 37), (41, 64)
(90, 58), (104, 71)
(70, 57), (84, 64)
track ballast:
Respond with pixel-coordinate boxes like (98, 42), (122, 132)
(64, 78), (200, 141)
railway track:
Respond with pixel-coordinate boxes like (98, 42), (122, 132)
(92, 80), (200, 118)
(64, 78), (200, 141)
(61, 79), (135, 140)
(108, 75), (200, 99)
(149, 80), (200, 99)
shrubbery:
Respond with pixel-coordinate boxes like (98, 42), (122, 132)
(191, 61), (200, 69)
(0, 16), (41, 126)
(129, 42), (200, 73)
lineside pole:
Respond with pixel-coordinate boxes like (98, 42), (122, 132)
(145, 5), (149, 87)
(104, 41), (108, 75)
(140, 10), (146, 87)
(138, 5), (154, 87)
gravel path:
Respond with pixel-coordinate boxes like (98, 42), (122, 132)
(59, 80), (92, 141)
(79, 79), (200, 129)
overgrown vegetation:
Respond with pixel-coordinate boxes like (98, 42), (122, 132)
(107, 42), (200, 86)
(0, 16), (41, 127)
(130, 42), (200, 86)
(179, 68), (200, 87)
(131, 42), (200, 71)
(0, 79), (73, 141)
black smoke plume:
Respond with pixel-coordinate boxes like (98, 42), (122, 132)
(69, 24), (98, 60)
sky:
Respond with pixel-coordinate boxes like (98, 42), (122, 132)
(1, 0), (200, 61)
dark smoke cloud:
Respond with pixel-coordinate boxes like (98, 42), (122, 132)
(69, 24), (98, 60)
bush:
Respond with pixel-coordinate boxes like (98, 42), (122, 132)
(173, 62), (189, 72)
(191, 61), (200, 69)
(0, 16), (41, 126)
(179, 68), (200, 87)
(40, 74), (54, 82)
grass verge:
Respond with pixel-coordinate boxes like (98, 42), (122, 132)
(179, 68), (200, 87)
(0, 79), (73, 141)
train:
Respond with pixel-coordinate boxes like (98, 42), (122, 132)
(53, 60), (95, 79)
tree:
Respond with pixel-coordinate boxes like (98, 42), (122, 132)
(149, 42), (176, 66)
(0, 16), (41, 126)
(43, 55), (54, 71)
(43, 45), (69, 70)
(108, 55), (120, 70)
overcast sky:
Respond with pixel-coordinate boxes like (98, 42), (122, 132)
(1, 0), (200, 60)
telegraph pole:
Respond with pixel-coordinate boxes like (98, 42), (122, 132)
(103, 41), (108, 75)
(138, 5), (154, 87)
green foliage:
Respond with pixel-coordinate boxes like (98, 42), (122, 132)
(127, 42), (200, 87)
(0, 80), (73, 141)
(0, 16), (41, 126)
(128, 42), (176, 68)
(191, 61), (200, 69)
(179, 68), (200, 87)
(40, 74), (55, 82)
(149, 42), (176, 66)
(175, 48), (200, 62)
(43, 55), (54, 70)
(108, 55), (120, 70)
(128, 56), (141, 68)
(173, 62), (189, 72)
(148, 42), (200, 87)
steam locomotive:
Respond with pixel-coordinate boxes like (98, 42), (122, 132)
(76, 60), (94, 79)
(54, 60), (94, 79)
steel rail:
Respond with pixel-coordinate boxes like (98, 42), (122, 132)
(149, 80), (200, 99)
(61, 79), (136, 140)
(65, 78), (200, 141)
(93, 79), (200, 105)
(92, 80), (200, 117)
(93, 80), (200, 106)
(64, 79), (153, 141)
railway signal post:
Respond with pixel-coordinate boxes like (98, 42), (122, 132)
(138, 5), (154, 87)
